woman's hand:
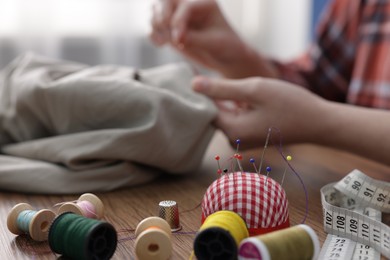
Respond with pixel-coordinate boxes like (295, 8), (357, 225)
(192, 76), (328, 148)
(150, 0), (273, 78)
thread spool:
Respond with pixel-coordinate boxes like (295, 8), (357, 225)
(134, 216), (172, 260)
(194, 210), (249, 260)
(7, 203), (55, 241)
(58, 193), (104, 219)
(238, 224), (320, 260)
(202, 172), (289, 236)
(49, 212), (117, 260)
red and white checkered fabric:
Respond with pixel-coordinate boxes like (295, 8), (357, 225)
(201, 172), (289, 235)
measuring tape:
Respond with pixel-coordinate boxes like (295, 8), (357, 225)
(319, 207), (382, 260)
(319, 169), (389, 259)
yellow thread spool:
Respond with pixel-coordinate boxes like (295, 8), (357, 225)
(238, 224), (320, 260)
(194, 210), (249, 260)
(7, 203), (55, 241)
(134, 216), (172, 260)
(58, 193), (104, 219)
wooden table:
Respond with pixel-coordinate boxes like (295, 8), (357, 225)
(0, 131), (388, 259)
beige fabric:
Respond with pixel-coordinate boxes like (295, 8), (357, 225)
(0, 53), (216, 194)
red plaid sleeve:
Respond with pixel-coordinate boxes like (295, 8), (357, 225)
(273, 0), (360, 102)
(272, 0), (390, 109)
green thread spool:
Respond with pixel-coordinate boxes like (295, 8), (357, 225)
(49, 212), (117, 260)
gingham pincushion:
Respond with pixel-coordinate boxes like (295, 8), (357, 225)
(201, 172), (290, 235)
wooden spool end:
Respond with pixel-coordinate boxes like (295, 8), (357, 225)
(58, 193), (104, 219)
(58, 202), (83, 216)
(135, 217), (172, 260)
(79, 193), (104, 219)
(7, 203), (33, 235)
(29, 209), (56, 241)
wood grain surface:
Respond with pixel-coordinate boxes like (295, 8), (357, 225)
(0, 131), (388, 259)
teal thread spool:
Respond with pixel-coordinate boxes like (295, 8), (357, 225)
(7, 203), (55, 241)
(49, 212), (117, 260)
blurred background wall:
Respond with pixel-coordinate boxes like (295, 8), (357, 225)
(0, 0), (329, 70)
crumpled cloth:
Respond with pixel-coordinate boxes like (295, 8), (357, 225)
(0, 53), (216, 194)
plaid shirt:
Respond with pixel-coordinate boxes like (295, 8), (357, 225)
(274, 0), (390, 109)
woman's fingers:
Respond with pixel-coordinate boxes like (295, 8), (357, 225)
(192, 76), (258, 102)
(150, 0), (180, 45)
(171, 0), (216, 44)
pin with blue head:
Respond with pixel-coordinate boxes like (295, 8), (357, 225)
(265, 166), (272, 185)
(235, 139), (240, 153)
(249, 158), (259, 174)
(281, 155), (292, 187)
(234, 139), (244, 172)
(233, 153), (243, 172)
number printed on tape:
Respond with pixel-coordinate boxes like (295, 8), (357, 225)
(352, 243), (380, 260)
(333, 212), (346, 235)
(346, 213), (359, 238)
(319, 235), (356, 260)
(373, 187), (388, 208)
(324, 208), (334, 233)
(360, 181), (377, 202)
(358, 220), (371, 244)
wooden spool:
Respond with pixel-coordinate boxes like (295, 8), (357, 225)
(135, 216), (172, 260)
(7, 203), (55, 241)
(58, 193), (104, 219)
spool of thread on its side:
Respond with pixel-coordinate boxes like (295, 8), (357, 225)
(238, 224), (320, 260)
(194, 210), (249, 260)
(7, 203), (55, 241)
(58, 193), (104, 219)
(48, 212), (117, 260)
(134, 216), (172, 260)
